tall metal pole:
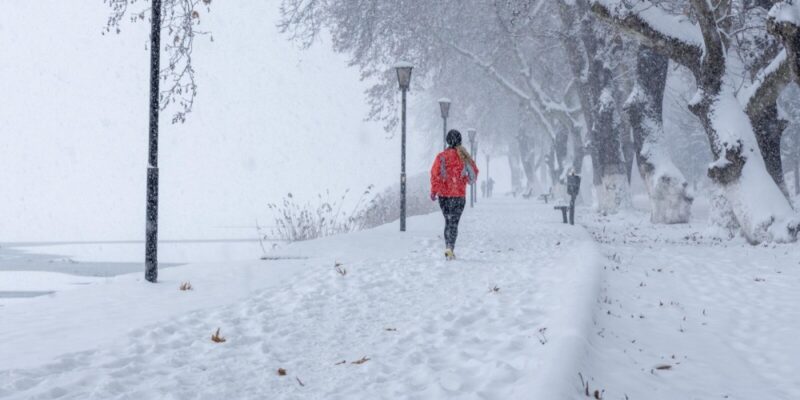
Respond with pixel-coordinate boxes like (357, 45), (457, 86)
(400, 87), (407, 232)
(470, 138), (475, 208)
(145, 0), (162, 283)
(486, 154), (490, 198)
(442, 115), (447, 150)
(473, 140), (478, 205)
(438, 99), (450, 151)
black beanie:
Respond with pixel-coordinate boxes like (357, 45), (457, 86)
(446, 129), (462, 148)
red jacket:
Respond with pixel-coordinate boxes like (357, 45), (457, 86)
(430, 148), (479, 198)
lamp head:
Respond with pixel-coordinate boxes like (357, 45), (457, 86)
(438, 98), (451, 119)
(394, 62), (413, 90)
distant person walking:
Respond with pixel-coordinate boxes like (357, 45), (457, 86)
(430, 129), (479, 260)
(487, 177), (495, 198)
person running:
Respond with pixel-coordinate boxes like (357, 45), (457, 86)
(430, 129), (479, 260)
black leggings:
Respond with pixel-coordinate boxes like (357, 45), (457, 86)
(438, 197), (466, 249)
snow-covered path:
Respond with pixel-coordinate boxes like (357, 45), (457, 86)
(582, 211), (800, 400)
(0, 200), (600, 399)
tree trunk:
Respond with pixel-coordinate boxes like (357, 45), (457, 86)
(516, 132), (537, 192)
(558, 0), (631, 213)
(625, 46), (693, 223)
(622, 126), (635, 183)
(769, 7), (800, 82)
(613, 72), (636, 184)
(594, 83), (631, 213)
(507, 142), (523, 194)
(691, 76), (797, 242)
(570, 126), (585, 174)
(750, 103), (790, 196)
(557, 0), (598, 190)
(794, 149), (799, 195)
(551, 127), (569, 196)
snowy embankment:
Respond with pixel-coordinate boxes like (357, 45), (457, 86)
(580, 209), (800, 399)
(0, 200), (601, 399)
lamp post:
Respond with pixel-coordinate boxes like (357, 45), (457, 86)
(467, 128), (477, 208)
(438, 98), (451, 150)
(486, 154), (491, 198)
(395, 62), (413, 232)
(567, 169), (581, 225)
(145, 0), (162, 283)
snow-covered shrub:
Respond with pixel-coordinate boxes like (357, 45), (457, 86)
(266, 172), (439, 242)
(266, 186), (374, 242)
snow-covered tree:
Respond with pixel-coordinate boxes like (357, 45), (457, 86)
(593, 0), (800, 242)
(280, 0), (648, 212)
(625, 46), (694, 223)
(557, 0), (694, 219)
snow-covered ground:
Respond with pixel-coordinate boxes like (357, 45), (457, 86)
(0, 200), (600, 399)
(581, 209), (800, 400)
(2, 198), (798, 399)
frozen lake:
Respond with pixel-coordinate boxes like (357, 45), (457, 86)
(0, 240), (272, 303)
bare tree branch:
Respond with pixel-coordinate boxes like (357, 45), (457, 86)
(103, 0), (213, 123)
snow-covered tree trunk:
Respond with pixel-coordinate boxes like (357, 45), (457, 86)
(594, 86), (631, 213)
(593, 0), (800, 243)
(749, 102), (790, 196)
(619, 108), (636, 184)
(507, 143), (523, 194)
(795, 147), (800, 195)
(794, 134), (800, 195)
(769, 2), (800, 82)
(688, 1), (798, 242)
(549, 127), (569, 194)
(763, 1), (800, 196)
(517, 132), (538, 192)
(570, 125), (585, 174)
(767, 2), (800, 197)
(625, 46), (693, 224)
(612, 61), (636, 184)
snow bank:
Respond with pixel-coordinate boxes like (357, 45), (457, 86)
(511, 230), (602, 399)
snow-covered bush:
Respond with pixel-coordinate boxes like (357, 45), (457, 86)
(266, 173), (439, 242)
(266, 187), (374, 242)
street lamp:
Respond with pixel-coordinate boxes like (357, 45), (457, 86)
(145, 0), (162, 283)
(467, 128), (477, 208)
(486, 154), (491, 198)
(438, 98), (451, 150)
(395, 62), (413, 232)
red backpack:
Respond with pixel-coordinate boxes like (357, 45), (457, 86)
(430, 148), (478, 198)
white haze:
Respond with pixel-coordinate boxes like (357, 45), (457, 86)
(0, 1), (441, 242)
